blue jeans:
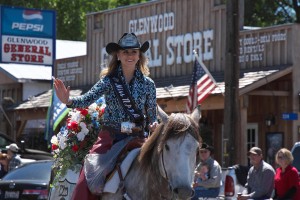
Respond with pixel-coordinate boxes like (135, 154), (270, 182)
(192, 187), (220, 200)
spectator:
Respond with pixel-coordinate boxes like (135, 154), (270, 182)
(0, 152), (8, 178)
(192, 143), (222, 199)
(238, 147), (275, 200)
(273, 148), (300, 200)
(6, 143), (22, 171)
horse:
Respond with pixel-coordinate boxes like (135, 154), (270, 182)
(101, 106), (202, 200)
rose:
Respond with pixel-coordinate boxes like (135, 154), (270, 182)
(79, 108), (89, 116)
(100, 107), (105, 116)
(52, 144), (59, 151)
(72, 144), (79, 152)
(67, 121), (79, 131)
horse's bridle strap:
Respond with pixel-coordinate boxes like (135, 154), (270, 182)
(161, 147), (168, 180)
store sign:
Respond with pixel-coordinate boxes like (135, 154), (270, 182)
(101, 12), (214, 68)
(0, 6), (56, 65)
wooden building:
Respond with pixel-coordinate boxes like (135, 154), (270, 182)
(8, 0), (300, 166)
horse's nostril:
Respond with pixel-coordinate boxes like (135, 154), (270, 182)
(173, 187), (194, 198)
(173, 188), (179, 194)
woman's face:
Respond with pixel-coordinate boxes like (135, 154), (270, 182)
(117, 49), (140, 69)
(277, 152), (288, 167)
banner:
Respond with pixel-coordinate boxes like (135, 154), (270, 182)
(45, 89), (69, 141)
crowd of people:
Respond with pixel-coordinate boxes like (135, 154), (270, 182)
(0, 143), (22, 178)
(192, 144), (300, 200)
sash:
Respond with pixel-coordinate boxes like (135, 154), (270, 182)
(109, 72), (144, 125)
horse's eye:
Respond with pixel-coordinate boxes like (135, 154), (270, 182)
(165, 144), (170, 151)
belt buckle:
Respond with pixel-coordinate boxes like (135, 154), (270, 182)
(121, 122), (135, 134)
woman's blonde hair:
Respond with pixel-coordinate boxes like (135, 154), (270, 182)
(100, 50), (150, 78)
(275, 148), (294, 165)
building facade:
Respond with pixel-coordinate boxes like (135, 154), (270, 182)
(9, 0), (300, 166)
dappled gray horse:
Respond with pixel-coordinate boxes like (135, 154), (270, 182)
(102, 107), (202, 200)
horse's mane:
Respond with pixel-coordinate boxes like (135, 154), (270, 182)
(138, 112), (201, 171)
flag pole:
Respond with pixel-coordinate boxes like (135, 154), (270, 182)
(193, 50), (224, 96)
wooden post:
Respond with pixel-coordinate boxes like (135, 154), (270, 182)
(223, 0), (240, 167)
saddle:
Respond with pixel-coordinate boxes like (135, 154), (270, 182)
(103, 138), (145, 193)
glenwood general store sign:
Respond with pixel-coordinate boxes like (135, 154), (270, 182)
(99, 11), (287, 68)
(0, 6), (56, 66)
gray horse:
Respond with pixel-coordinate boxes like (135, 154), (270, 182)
(102, 107), (202, 200)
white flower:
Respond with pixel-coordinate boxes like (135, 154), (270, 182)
(51, 135), (58, 145)
(70, 111), (81, 122)
(88, 103), (97, 113)
(77, 122), (89, 141)
(58, 135), (67, 150)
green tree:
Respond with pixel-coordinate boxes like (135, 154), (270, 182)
(244, 0), (297, 27)
(0, 0), (146, 40)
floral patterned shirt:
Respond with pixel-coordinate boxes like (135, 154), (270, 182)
(69, 66), (157, 130)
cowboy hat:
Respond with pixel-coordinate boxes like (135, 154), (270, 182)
(6, 143), (19, 153)
(247, 147), (262, 156)
(106, 33), (149, 55)
(200, 143), (214, 154)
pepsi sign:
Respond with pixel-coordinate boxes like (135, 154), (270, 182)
(1, 6), (55, 38)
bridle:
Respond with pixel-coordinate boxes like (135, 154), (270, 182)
(159, 145), (174, 200)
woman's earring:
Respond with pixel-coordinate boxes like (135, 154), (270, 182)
(117, 57), (120, 61)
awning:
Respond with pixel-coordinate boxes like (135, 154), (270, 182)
(156, 67), (292, 99)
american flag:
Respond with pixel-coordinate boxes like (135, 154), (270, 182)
(186, 59), (217, 113)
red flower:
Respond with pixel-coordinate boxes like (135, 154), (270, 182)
(72, 144), (79, 152)
(99, 107), (105, 116)
(52, 144), (59, 151)
(67, 121), (79, 131)
(80, 109), (89, 116)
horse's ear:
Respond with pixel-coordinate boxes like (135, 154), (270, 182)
(157, 105), (169, 123)
(191, 105), (201, 123)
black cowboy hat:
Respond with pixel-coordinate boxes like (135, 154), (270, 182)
(200, 143), (214, 154)
(106, 33), (149, 55)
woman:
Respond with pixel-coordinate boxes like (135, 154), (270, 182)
(274, 148), (300, 200)
(54, 33), (158, 200)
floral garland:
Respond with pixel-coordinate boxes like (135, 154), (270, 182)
(50, 97), (106, 183)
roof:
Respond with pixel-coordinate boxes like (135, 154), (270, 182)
(0, 64), (51, 82)
(12, 66), (292, 110)
(56, 40), (86, 59)
(12, 89), (83, 110)
(0, 40), (86, 82)
(156, 66), (292, 99)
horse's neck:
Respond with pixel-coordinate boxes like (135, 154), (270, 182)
(125, 159), (172, 199)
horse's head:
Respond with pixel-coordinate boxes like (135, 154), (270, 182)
(139, 106), (202, 199)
